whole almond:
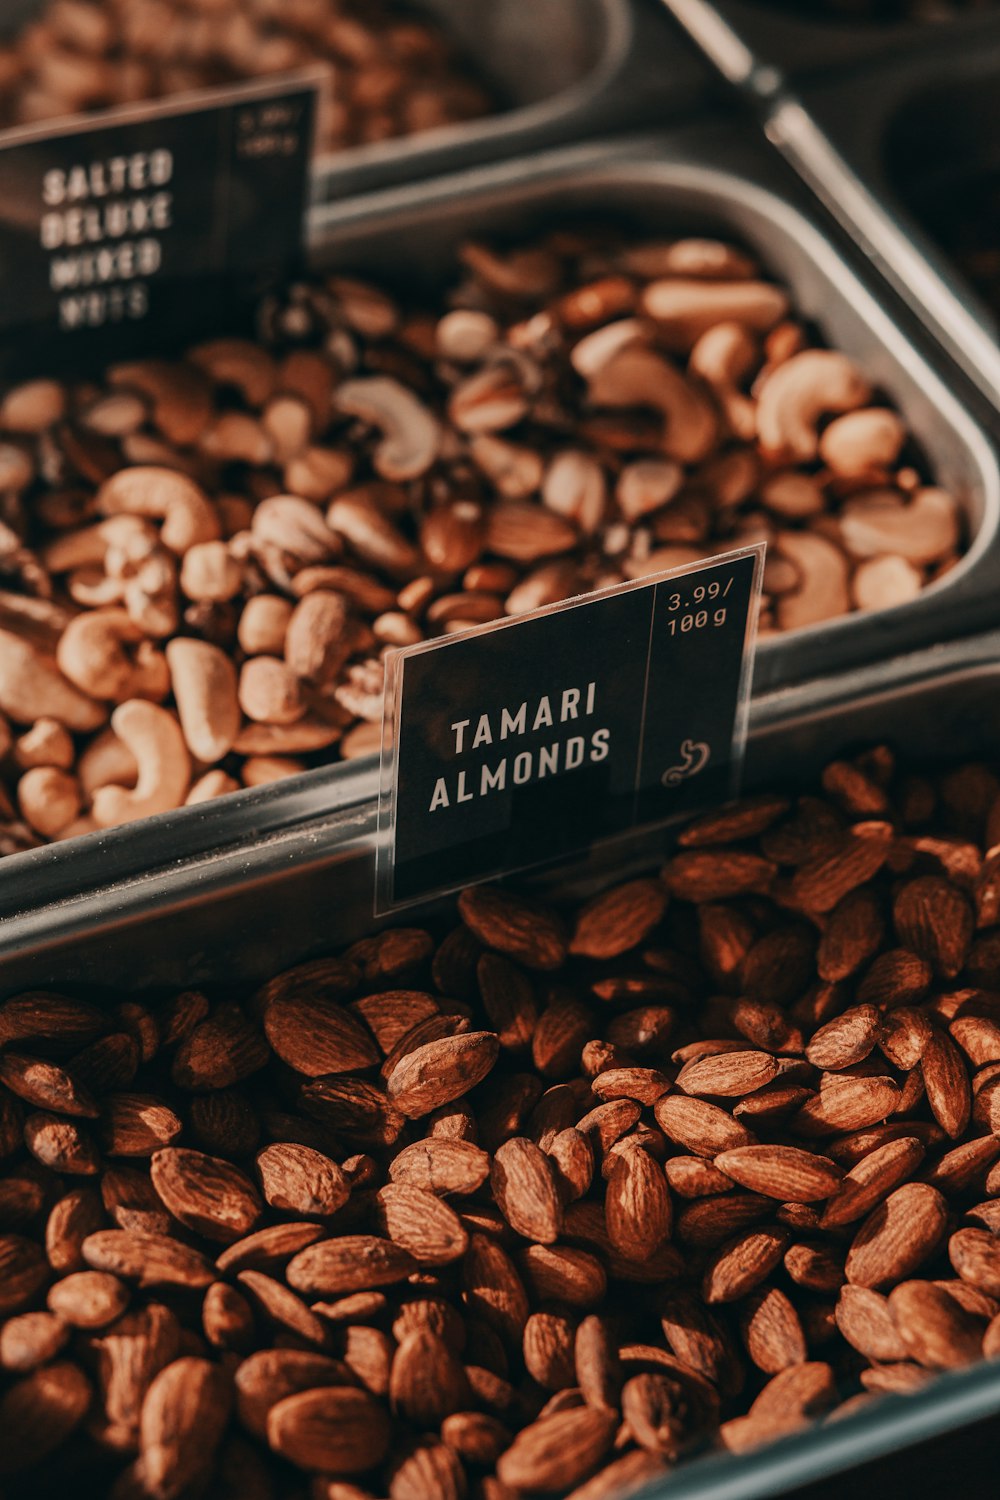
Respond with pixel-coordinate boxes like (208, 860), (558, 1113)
(569, 879), (668, 959)
(816, 889), (884, 981)
(740, 1286), (806, 1373)
(459, 886), (568, 971)
(846, 1183), (949, 1289)
(386, 1032), (500, 1118)
(655, 1095), (756, 1156)
(234, 1348), (354, 1439)
(793, 1075), (900, 1136)
(0, 1362), (92, 1475)
(604, 1147), (671, 1262)
(82, 1230), (215, 1290)
(714, 1145), (843, 1202)
(921, 1029), (972, 1139)
(263, 994), (378, 1078)
(805, 1005), (879, 1070)
(820, 1135), (924, 1228)
(0, 1233), (49, 1314)
(894, 875), (974, 978)
(497, 1405), (618, 1492)
(463, 1234), (530, 1349)
(491, 1137), (563, 1244)
(389, 1138), (491, 1197)
(888, 1280), (983, 1369)
(140, 1356), (231, 1500)
(523, 1309), (576, 1391)
(255, 1143), (349, 1219)
(375, 1183), (469, 1265)
(676, 1050), (779, 1098)
(287, 1235), (416, 1296)
(389, 1330), (470, 1425)
(836, 1284), (909, 1362)
(950, 1227), (1000, 1296)
(703, 1228), (790, 1304)
(266, 1385), (391, 1473)
(150, 1148), (262, 1244)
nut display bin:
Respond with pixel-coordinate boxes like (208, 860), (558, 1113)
(1, 131), (998, 916)
(6, 631), (1000, 1495)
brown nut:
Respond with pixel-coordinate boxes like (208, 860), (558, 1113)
(90, 700), (191, 828)
(0, 629), (106, 731)
(640, 279), (789, 353)
(17, 766), (82, 838)
(819, 409), (907, 480)
(284, 592), (353, 686)
(166, 639), (241, 764)
(756, 351), (871, 464)
(238, 596), (293, 657)
(588, 348), (717, 466)
(241, 755), (306, 787)
(334, 376), (441, 480)
(56, 609), (167, 703)
(14, 718), (75, 771)
(238, 657), (306, 726)
(96, 467), (220, 554)
(179, 542), (243, 603)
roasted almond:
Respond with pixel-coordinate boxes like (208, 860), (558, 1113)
(150, 1148), (263, 1244)
(386, 1031), (500, 1117)
(569, 879), (668, 959)
(714, 1145), (843, 1202)
(458, 886), (568, 971)
(846, 1183), (949, 1289)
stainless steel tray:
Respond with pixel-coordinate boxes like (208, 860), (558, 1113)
(6, 628), (1000, 1499)
(0, 0), (709, 200)
(2, 130), (997, 920)
(763, 39), (1000, 416)
(658, 0), (1000, 92)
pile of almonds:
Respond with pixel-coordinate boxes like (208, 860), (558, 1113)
(5, 746), (1000, 1496)
(0, 0), (491, 148)
(0, 229), (963, 854)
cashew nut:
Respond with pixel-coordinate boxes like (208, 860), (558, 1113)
(198, 411), (273, 467)
(96, 466), (221, 554)
(66, 567), (125, 609)
(78, 726), (139, 797)
(819, 408), (906, 480)
(0, 629), (105, 730)
(335, 376), (441, 481)
(166, 638), (241, 763)
(640, 279), (789, 353)
(689, 321), (758, 442)
(18, 766), (82, 838)
(56, 609), (167, 703)
(852, 554), (923, 612)
(588, 347), (717, 466)
(756, 351), (871, 463)
(436, 309), (500, 363)
(840, 487), (959, 567)
(760, 471), (826, 520)
(14, 719), (75, 771)
(775, 532), (851, 630)
(90, 701), (191, 828)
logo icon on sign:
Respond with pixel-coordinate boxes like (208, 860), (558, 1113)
(662, 739), (711, 787)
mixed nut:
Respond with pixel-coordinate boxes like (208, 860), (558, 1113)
(0, 229), (965, 852)
(0, 0), (492, 148)
(5, 745), (1000, 1495)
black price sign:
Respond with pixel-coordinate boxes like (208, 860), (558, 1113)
(377, 545), (764, 912)
(0, 73), (319, 378)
